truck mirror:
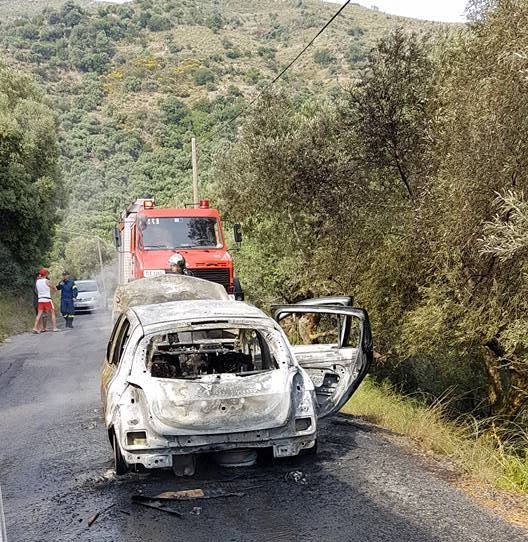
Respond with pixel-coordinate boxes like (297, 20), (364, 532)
(233, 223), (243, 243)
(113, 227), (121, 249)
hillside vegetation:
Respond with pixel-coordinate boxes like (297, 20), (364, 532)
(0, 0), (433, 275)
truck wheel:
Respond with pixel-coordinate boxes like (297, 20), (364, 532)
(112, 431), (129, 475)
(234, 278), (244, 301)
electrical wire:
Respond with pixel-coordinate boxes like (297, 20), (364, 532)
(203, 0), (353, 144)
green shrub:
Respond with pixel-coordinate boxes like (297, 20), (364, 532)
(257, 46), (276, 60)
(194, 67), (215, 86)
(206, 12), (223, 33)
(313, 48), (336, 66)
(346, 42), (367, 65)
(225, 49), (241, 59)
(245, 67), (261, 84)
(146, 14), (171, 32)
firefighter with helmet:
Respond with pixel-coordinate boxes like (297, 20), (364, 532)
(168, 253), (188, 275)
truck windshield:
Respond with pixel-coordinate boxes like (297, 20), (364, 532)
(140, 217), (221, 249)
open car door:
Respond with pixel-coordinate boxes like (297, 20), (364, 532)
(273, 302), (372, 418)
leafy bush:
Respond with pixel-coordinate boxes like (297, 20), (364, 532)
(347, 25), (365, 37)
(194, 67), (215, 86)
(257, 46), (276, 60)
(313, 48), (336, 66)
(226, 48), (243, 59)
(146, 14), (171, 32)
(0, 63), (63, 290)
(206, 12), (223, 32)
(124, 76), (142, 92)
(346, 42), (367, 65)
(245, 67), (261, 84)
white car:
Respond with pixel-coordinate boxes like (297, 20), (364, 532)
(101, 296), (372, 475)
(74, 280), (102, 312)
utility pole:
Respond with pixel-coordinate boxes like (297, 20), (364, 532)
(191, 136), (198, 207)
(96, 237), (107, 302)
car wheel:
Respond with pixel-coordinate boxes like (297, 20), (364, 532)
(112, 431), (129, 475)
(257, 447), (274, 466)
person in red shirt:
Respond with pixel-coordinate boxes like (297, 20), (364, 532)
(32, 268), (59, 333)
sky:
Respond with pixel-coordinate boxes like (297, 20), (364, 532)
(348, 0), (468, 23)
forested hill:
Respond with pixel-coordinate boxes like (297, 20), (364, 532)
(0, 0), (432, 275)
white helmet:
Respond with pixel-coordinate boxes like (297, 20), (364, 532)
(168, 253), (186, 269)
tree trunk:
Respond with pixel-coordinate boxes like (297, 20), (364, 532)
(482, 338), (528, 420)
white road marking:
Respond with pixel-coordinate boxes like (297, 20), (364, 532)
(0, 484), (7, 542)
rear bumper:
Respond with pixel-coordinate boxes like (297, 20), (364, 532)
(118, 424), (316, 470)
(74, 300), (100, 311)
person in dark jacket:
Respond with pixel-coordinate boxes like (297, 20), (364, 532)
(57, 271), (78, 328)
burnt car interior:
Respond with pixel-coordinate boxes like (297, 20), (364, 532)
(146, 326), (278, 379)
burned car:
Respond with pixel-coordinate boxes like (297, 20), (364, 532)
(101, 296), (372, 475)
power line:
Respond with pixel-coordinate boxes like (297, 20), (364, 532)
(268, 0), (352, 87)
(204, 0), (353, 144)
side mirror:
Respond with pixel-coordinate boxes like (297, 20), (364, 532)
(233, 223), (243, 243)
(113, 227), (121, 249)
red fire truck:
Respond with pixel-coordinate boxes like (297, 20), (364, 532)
(115, 199), (243, 299)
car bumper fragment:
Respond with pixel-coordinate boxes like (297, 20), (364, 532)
(122, 433), (316, 469)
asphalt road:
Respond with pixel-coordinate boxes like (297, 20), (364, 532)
(0, 311), (526, 542)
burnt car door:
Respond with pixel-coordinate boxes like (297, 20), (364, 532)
(273, 303), (372, 418)
(101, 314), (131, 411)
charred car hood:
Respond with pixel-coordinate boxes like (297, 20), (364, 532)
(130, 369), (293, 435)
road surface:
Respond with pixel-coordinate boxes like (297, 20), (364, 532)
(0, 312), (526, 542)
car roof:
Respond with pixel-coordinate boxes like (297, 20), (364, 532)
(130, 300), (270, 328)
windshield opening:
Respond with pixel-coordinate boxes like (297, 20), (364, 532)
(146, 327), (278, 379)
(76, 281), (98, 293)
(140, 217), (221, 249)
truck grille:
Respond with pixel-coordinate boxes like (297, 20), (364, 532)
(188, 268), (230, 290)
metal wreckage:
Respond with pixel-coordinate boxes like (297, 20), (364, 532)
(102, 275), (372, 475)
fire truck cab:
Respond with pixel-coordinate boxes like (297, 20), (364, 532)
(116, 199), (242, 299)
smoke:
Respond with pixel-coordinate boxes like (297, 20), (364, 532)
(93, 259), (119, 305)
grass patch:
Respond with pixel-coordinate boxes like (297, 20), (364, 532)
(0, 294), (35, 341)
(342, 378), (528, 493)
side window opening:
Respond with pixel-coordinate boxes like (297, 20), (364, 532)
(280, 313), (361, 348)
(146, 327), (278, 379)
(106, 315), (123, 362)
(111, 318), (131, 366)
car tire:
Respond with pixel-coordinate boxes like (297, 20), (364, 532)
(112, 431), (129, 475)
(257, 447), (274, 466)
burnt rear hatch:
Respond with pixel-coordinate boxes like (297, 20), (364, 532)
(135, 323), (295, 434)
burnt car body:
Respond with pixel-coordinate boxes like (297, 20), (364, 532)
(101, 297), (372, 475)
